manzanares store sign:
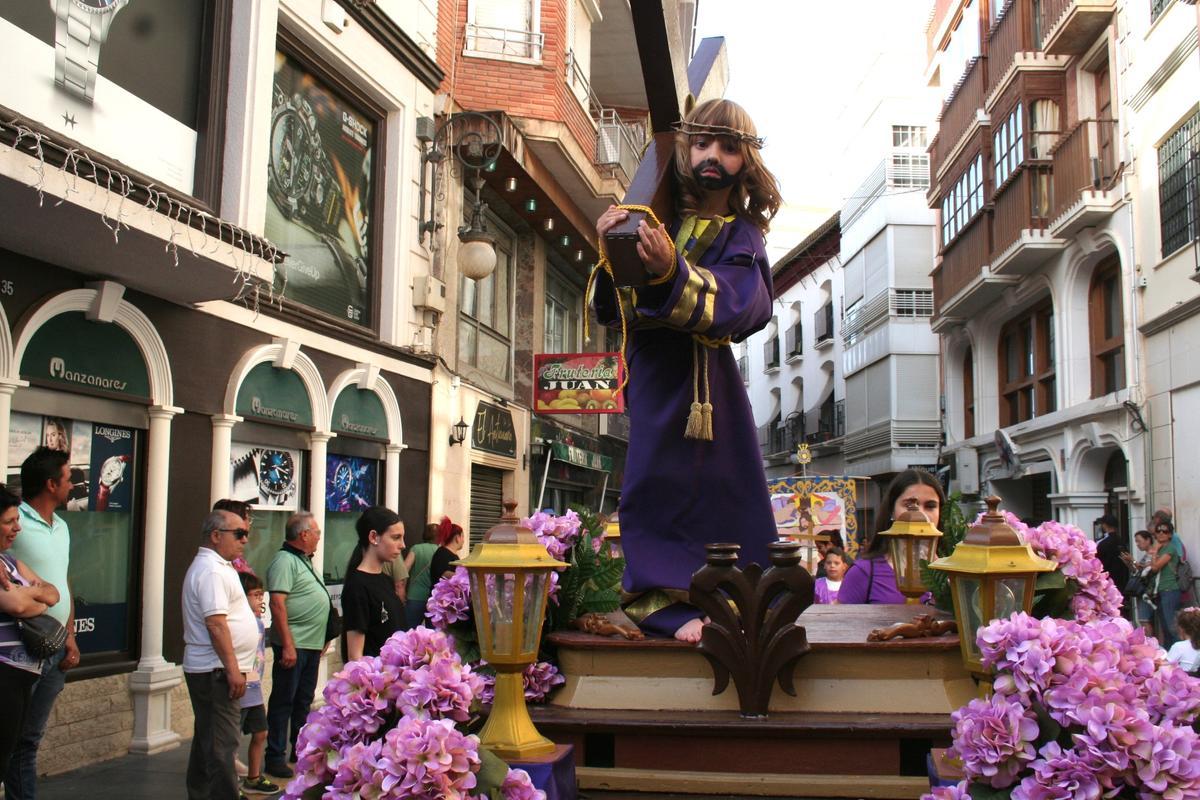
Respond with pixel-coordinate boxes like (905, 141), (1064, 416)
(21, 312), (150, 400)
(471, 401), (517, 458)
(332, 387), (388, 441)
(236, 362), (313, 428)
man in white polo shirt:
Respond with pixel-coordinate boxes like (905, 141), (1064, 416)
(183, 510), (259, 800)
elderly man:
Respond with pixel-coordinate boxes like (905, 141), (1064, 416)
(264, 512), (330, 779)
(182, 510), (258, 800)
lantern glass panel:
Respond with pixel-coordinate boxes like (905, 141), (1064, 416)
(955, 576), (984, 661)
(484, 572), (517, 656)
(915, 537), (937, 565)
(520, 572), (549, 654)
(889, 539), (910, 584)
(997, 576), (1027, 619)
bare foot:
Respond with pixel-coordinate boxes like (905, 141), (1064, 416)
(674, 617), (706, 643)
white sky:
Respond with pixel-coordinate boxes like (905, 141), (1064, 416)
(693, 0), (934, 261)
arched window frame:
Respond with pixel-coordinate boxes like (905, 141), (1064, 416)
(998, 301), (1056, 427)
(1088, 256), (1125, 398)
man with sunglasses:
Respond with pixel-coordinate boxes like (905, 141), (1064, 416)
(1150, 521), (1185, 648)
(182, 511), (259, 799)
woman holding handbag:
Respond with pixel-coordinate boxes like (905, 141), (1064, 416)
(0, 486), (60, 777)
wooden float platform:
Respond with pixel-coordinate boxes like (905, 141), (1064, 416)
(533, 605), (970, 799)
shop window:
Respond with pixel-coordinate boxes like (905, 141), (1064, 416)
(998, 303), (1056, 427)
(323, 454), (384, 583)
(265, 39), (383, 328)
(460, 220), (514, 383)
(1089, 258), (1126, 397)
(7, 412), (141, 662)
(229, 443), (307, 577)
(963, 347), (975, 439)
(544, 268), (582, 354)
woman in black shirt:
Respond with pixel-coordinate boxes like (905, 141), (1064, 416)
(428, 517), (465, 585)
(341, 506), (407, 660)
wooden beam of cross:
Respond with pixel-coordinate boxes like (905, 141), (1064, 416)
(603, 4), (723, 286)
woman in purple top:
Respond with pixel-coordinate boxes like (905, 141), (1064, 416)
(839, 470), (945, 605)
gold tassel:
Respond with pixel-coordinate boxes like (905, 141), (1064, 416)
(685, 401), (705, 439)
(701, 401), (713, 440)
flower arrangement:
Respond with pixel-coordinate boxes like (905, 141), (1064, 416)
(923, 613), (1200, 800)
(283, 627), (545, 800)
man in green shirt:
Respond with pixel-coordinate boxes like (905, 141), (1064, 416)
(264, 512), (329, 779)
(1151, 521), (1184, 648)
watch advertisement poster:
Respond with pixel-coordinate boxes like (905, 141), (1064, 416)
(7, 411), (133, 513)
(0, 2), (207, 194)
(533, 353), (625, 414)
(230, 443), (302, 510)
(266, 50), (375, 327)
(325, 455), (378, 513)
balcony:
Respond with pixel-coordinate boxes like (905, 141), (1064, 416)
(464, 24), (545, 61)
(931, 57), (988, 184)
(1038, 0), (1115, 55)
(814, 302), (835, 348)
(808, 397), (845, 445)
(737, 353), (749, 383)
(763, 337), (781, 371)
(1049, 119), (1123, 237)
(992, 163), (1065, 275)
(566, 51), (645, 182)
(785, 323), (803, 361)
(759, 419), (789, 457)
(986, 0), (1070, 109)
(932, 212), (1021, 329)
(785, 411), (806, 452)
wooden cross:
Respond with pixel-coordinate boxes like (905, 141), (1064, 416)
(603, 5), (725, 286)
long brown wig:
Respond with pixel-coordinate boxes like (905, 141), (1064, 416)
(673, 99), (783, 233)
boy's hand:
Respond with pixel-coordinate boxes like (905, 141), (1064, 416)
(635, 219), (674, 276)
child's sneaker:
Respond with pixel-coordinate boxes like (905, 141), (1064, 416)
(242, 775), (281, 795)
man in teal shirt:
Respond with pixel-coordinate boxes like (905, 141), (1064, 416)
(264, 512), (329, 779)
(3, 447), (78, 799)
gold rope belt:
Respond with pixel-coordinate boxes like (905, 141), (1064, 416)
(586, 205), (731, 441)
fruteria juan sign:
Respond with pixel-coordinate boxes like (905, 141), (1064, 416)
(534, 353), (624, 414)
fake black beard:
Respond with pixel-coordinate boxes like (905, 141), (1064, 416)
(692, 159), (738, 190)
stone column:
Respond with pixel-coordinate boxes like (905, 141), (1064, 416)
(0, 379), (26, 476)
(307, 432), (332, 576)
(1048, 491), (1109, 534)
(384, 443), (405, 511)
(210, 414), (241, 505)
(129, 405), (185, 754)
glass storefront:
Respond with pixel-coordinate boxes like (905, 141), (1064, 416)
(323, 453), (382, 584)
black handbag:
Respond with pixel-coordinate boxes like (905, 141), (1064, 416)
(18, 614), (68, 659)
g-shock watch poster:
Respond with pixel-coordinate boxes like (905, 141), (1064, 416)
(230, 443), (302, 510)
(266, 50), (375, 327)
(0, 2), (206, 193)
(325, 455), (378, 513)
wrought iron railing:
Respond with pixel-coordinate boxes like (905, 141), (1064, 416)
(464, 24), (545, 60)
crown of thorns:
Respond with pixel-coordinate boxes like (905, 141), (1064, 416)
(673, 120), (765, 149)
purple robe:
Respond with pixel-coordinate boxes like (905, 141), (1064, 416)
(593, 215), (776, 636)
(837, 556), (906, 605)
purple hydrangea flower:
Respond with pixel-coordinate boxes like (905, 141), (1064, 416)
(426, 567), (473, 629)
(921, 782), (972, 800)
(950, 693), (1040, 788)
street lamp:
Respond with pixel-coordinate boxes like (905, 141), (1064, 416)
(929, 496), (1057, 677)
(416, 111), (503, 280)
(456, 501), (567, 760)
(877, 501), (943, 599)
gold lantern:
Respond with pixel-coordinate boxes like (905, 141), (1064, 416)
(929, 496), (1057, 677)
(877, 502), (944, 599)
(456, 502), (567, 760)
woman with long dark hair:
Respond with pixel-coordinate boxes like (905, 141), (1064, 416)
(838, 470), (946, 605)
(340, 506), (406, 660)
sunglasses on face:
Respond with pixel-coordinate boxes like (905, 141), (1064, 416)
(219, 527), (250, 540)
(1156, 528), (1170, 534)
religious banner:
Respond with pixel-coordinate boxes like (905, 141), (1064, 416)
(533, 353), (624, 414)
(767, 476), (860, 555)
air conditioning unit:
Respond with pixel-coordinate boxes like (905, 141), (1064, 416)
(955, 447), (979, 495)
(596, 123), (622, 165)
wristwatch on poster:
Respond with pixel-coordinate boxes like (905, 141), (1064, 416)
(268, 91), (344, 234)
(257, 449), (296, 505)
(49, 0), (130, 104)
